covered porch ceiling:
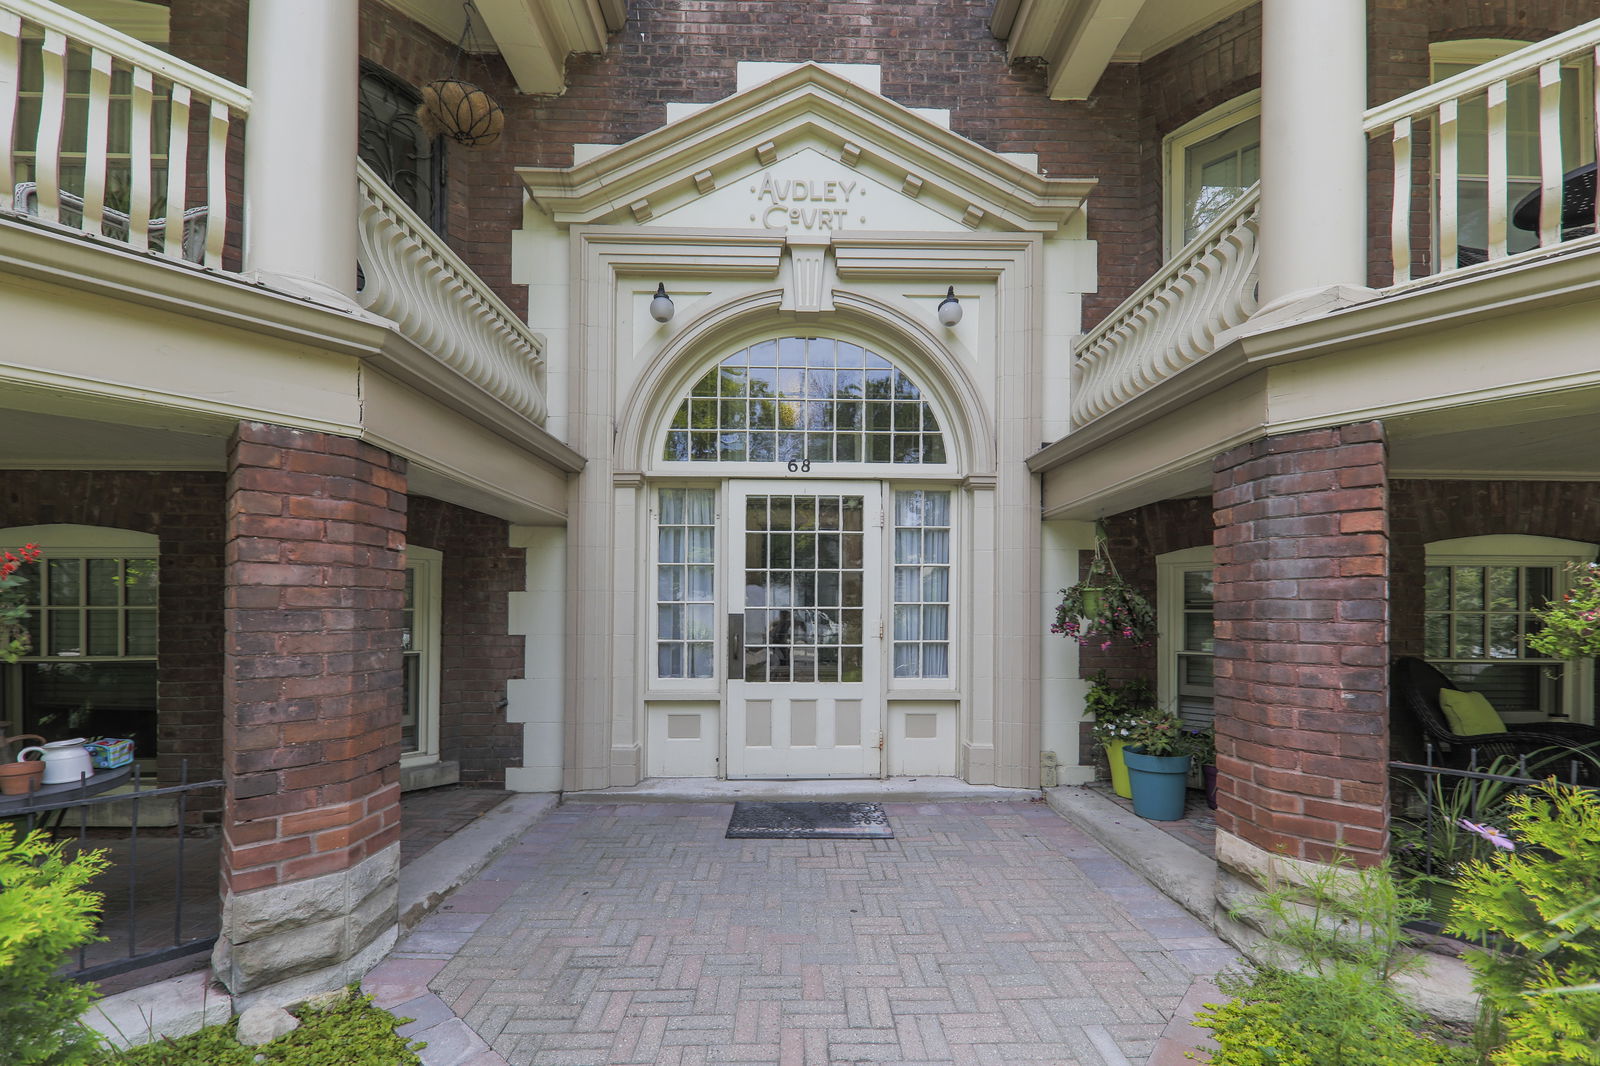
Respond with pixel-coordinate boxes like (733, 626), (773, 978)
(378, 0), (627, 95)
(990, 0), (1255, 99)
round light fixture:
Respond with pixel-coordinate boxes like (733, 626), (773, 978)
(649, 282), (675, 323)
(937, 286), (962, 327)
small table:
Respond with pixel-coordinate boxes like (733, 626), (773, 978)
(1510, 162), (1598, 235)
(0, 764), (134, 828)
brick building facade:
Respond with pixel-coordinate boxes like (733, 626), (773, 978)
(3, 0), (1599, 1010)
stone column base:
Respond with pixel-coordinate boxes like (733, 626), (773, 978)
(213, 843), (399, 1011)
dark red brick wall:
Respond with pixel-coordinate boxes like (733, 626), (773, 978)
(407, 496), (526, 785)
(418, 0), (1149, 325)
(222, 424), (406, 894)
(1211, 421), (1390, 864)
(0, 471), (225, 790)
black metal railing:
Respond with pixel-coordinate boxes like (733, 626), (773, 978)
(1389, 751), (1598, 932)
(1, 760), (222, 982)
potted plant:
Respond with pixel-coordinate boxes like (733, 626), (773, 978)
(1085, 672), (1153, 799)
(1051, 529), (1156, 651)
(1122, 707), (1191, 821)
(1527, 562), (1600, 660)
(1186, 726), (1218, 810)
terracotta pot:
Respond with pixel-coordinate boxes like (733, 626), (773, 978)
(0, 759), (45, 795)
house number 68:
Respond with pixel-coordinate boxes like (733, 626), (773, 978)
(785, 459), (812, 473)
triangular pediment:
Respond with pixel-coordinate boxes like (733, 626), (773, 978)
(518, 63), (1095, 234)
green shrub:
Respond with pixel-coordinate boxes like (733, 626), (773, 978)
(1447, 784), (1600, 1064)
(1195, 856), (1469, 1065)
(0, 824), (109, 1066)
(95, 989), (425, 1065)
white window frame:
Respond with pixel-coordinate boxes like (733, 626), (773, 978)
(1157, 545), (1215, 727)
(1162, 89), (1261, 259)
(649, 483), (721, 692)
(888, 485), (957, 688)
(0, 523), (159, 740)
(1424, 535), (1596, 724)
(402, 545), (442, 767)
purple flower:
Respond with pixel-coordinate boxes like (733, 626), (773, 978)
(1460, 819), (1515, 851)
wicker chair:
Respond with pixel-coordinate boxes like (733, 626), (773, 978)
(1392, 656), (1600, 782)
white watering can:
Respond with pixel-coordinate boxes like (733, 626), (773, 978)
(16, 738), (94, 785)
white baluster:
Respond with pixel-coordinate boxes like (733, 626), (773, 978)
(205, 100), (229, 267)
(1390, 117), (1413, 284)
(128, 66), (153, 248)
(0, 11), (22, 212)
(35, 29), (66, 224)
(163, 82), (191, 258)
(1437, 100), (1459, 270)
(81, 47), (112, 237)
(1537, 61), (1564, 246)
(1486, 79), (1508, 259)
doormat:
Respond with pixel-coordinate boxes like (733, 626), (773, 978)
(726, 801), (893, 840)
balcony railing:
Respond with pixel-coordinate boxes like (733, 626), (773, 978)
(0, 0), (250, 268)
(1366, 20), (1600, 287)
(1070, 185), (1259, 429)
(355, 158), (549, 425)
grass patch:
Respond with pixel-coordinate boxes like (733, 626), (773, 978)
(93, 988), (425, 1065)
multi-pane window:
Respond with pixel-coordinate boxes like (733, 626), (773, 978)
(1425, 563), (1561, 713)
(21, 556), (158, 658)
(662, 338), (947, 466)
(742, 494), (866, 684)
(2, 551), (158, 759)
(1174, 570), (1215, 727)
(892, 491), (951, 679)
(359, 62), (446, 234)
(657, 489), (717, 679)
(401, 545), (442, 761)
(1158, 547), (1215, 730)
(1164, 93), (1260, 256)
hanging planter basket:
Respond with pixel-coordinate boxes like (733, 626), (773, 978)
(1050, 524), (1156, 650)
(419, 78), (504, 148)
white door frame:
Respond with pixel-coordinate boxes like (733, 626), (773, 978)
(724, 478), (885, 778)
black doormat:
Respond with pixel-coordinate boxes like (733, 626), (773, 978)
(726, 801), (893, 839)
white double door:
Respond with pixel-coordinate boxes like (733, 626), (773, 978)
(724, 480), (883, 778)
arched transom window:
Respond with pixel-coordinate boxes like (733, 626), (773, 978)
(662, 337), (947, 465)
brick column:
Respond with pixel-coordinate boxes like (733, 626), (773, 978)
(215, 423), (407, 1004)
(1211, 422), (1389, 866)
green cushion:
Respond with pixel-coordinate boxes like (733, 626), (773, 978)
(1439, 689), (1507, 736)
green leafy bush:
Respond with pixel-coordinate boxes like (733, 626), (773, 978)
(1447, 784), (1600, 1064)
(95, 989), (424, 1065)
(0, 824), (109, 1066)
(1196, 856), (1469, 1065)
(1526, 563), (1600, 660)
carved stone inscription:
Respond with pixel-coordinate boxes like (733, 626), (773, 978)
(749, 174), (864, 231)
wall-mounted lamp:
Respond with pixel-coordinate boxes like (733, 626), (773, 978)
(649, 282), (675, 323)
(937, 286), (962, 327)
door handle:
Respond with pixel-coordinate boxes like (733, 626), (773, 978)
(728, 613), (744, 680)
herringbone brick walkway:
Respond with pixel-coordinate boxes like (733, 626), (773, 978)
(372, 801), (1236, 1066)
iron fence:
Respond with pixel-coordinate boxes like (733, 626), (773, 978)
(1389, 751), (1597, 933)
(2, 760), (222, 983)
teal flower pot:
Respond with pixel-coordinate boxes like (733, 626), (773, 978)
(1123, 749), (1191, 821)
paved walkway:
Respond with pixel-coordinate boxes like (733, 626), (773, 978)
(365, 800), (1234, 1066)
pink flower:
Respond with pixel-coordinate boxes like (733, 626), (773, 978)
(1460, 820), (1515, 851)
